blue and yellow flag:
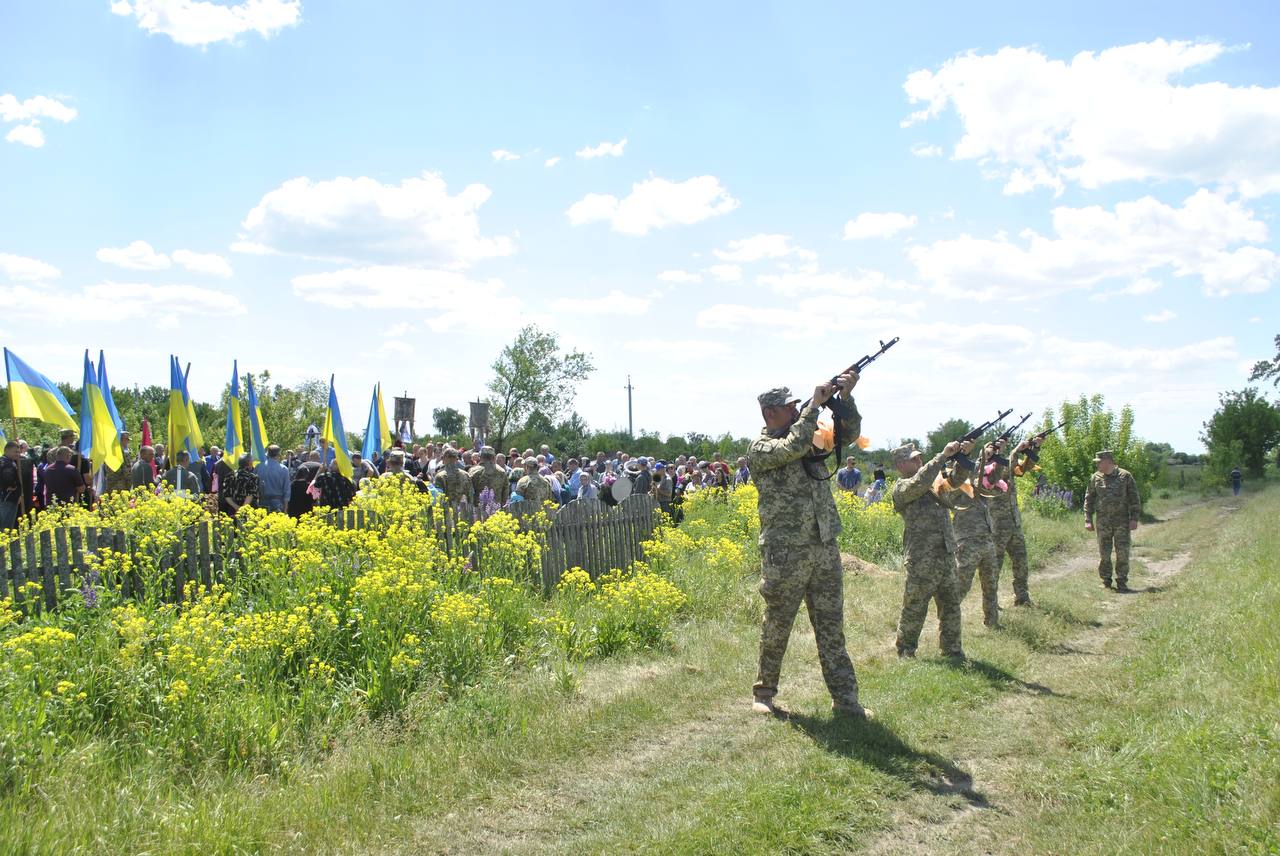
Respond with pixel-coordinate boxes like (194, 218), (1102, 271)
(181, 361), (204, 456)
(246, 373), (268, 464)
(97, 349), (124, 433)
(362, 383), (393, 461)
(5, 347), (76, 430)
(79, 351), (123, 472)
(322, 374), (353, 479)
(223, 360), (245, 461)
(167, 356), (191, 454)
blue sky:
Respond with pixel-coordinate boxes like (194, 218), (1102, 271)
(2, 1), (1278, 451)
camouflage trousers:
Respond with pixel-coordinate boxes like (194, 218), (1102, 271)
(898, 554), (963, 657)
(992, 517), (1031, 604)
(1095, 522), (1132, 585)
(754, 540), (860, 707)
(936, 537), (1000, 626)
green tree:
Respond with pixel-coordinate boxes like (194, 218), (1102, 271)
(1033, 394), (1159, 504)
(1247, 334), (1280, 388)
(925, 418), (974, 458)
(1201, 388), (1280, 482)
(432, 407), (466, 437)
(486, 326), (594, 450)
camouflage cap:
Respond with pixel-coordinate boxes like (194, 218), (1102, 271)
(1093, 449), (1115, 463)
(480, 445), (495, 455)
(757, 387), (801, 408)
(891, 442), (922, 465)
(443, 448), (458, 458)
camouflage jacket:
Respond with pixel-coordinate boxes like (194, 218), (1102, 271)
(516, 473), (554, 508)
(986, 453), (1022, 527)
(433, 464), (471, 506)
(892, 451), (966, 563)
(748, 398), (860, 547)
(468, 463), (510, 506)
(951, 484), (995, 543)
(1084, 467), (1141, 526)
(103, 450), (136, 494)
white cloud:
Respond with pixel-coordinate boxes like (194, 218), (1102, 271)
(910, 143), (943, 158)
(551, 289), (652, 315)
(172, 249), (233, 277)
(697, 294), (922, 337)
(0, 94), (77, 124)
(1, 93), (77, 148)
(1041, 335), (1235, 372)
(491, 149), (520, 162)
(97, 240), (171, 271)
(707, 264), (742, 283)
(385, 322), (412, 338)
(903, 39), (1280, 197)
(624, 339), (731, 358)
(575, 138), (627, 159)
(5, 125), (45, 148)
(0, 280), (246, 321)
(842, 212), (918, 240)
(657, 269), (702, 284)
(544, 156), (561, 168)
(910, 189), (1279, 300)
(566, 175), (739, 236)
(1249, 316), (1262, 323)
(757, 268), (918, 297)
(291, 265), (507, 312)
(240, 172), (515, 267)
(0, 252), (60, 282)
(1142, 309), (1176, 323)
(373, 340), (414, 357)
(110, 0), (301, 47)
(713, 233), (815, 263)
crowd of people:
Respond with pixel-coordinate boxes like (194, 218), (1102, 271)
(0, 427), (758, 527)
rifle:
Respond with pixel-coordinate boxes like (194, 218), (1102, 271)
(1023, 420), (1068, 464)
(997, 412), (1032, 444)
(821, 337), (900, 389)
(949, 409), (1013, 471)
(797, 336), (901, 480)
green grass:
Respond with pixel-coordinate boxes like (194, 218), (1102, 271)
(1, 485), (1274, 854)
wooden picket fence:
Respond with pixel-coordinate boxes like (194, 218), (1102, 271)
(0, 494), (658, 610)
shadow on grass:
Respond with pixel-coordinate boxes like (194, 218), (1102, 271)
(785, 713), (989, 807)
(939, 657), (1070, 698)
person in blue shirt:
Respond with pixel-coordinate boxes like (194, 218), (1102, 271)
(1230, 466), (1243, 496)
(255, 444), (292, 513)
(836, 456), (862, 492)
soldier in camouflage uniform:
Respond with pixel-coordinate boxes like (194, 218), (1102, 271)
(892, 440), (973, 659)
(987, 437), (1033, 606)
(515, 458), (554, 509)
(935, 445), (1001, 628)
(1083, 450), (1141, 592)
(468, 446), (510, 507)
(748, 372), (871, 719)
(433, 448), (472, 511)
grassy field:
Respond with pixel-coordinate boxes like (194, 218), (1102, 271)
(3, 483), (1276, 854)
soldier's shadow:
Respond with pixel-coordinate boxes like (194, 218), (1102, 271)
(784, 713), (989, 808)
(941, 656), (1071, 698)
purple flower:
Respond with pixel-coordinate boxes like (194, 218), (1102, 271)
(81, 567), (100, 609)
(478, 487), (499, 520)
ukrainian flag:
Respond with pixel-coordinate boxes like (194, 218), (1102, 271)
(167, 356), (191, 454)
(322, 374), (353, 479)
(5, 348), (76, 430)
(223, 360), (245, 461)
(362, 382), (393, 461)
(246, 373), (269, 464)
(181, 361), (204, 456)
(79, 351), (123, 471)
(97, 349), (125, 433)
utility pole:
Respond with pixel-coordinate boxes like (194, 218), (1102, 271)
(624, 375), (635, 439)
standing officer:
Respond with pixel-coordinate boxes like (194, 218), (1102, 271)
(892, 440), (973, 659)
(988, 437), (1033, 606)
(433, 448), (472, 511)
(937, 443), (1001, 629)
(468, 446), (510, 508)
(748, 371), (871, 720)
(515, 457), (554, 508)
(1083, 450), (1141, 592)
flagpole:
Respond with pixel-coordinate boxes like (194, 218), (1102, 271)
(11, 411), (25, 520)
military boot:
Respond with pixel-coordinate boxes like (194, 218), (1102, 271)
(751, 695), (782, 716)
(833, 702), (874, 720)
(1116, 581), (1133, 593)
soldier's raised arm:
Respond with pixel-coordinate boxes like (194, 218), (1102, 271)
(893, 451), (949, 510)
